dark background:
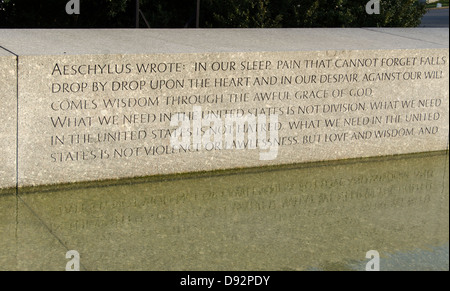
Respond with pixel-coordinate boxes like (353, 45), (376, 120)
(0, 0), (426, 28)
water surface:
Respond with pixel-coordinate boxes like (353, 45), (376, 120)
(1, 151), (448, 271)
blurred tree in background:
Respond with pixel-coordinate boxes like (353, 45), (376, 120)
(0, 0), (426, 28)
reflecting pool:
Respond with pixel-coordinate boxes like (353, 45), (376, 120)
(1, 151), (448, 271)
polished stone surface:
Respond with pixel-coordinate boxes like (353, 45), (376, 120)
(0, 50), (17, 189)
(0, 29), (448, 55)
(16, 49), (450, 185)
(364, 27), (449, 45)
(0, 29), (448, 187)
(1, 151), (447, 271)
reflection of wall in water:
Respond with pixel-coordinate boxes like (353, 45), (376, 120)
(15, 153), (450, 270)
(0, 194), (16, 270)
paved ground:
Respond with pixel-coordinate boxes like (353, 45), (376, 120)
(420, 8), (449, 27)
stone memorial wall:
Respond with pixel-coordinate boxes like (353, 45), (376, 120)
(0, 50), (16, 189)
(0, 29), (448, 188)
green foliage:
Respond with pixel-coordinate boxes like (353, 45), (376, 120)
(201, 0), (283, 28)
(206, 0), (427, 28)
(0, 0), (427, 28)
(142, 0), (197, 28)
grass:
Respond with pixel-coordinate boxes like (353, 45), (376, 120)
(426, 0), (449, 8)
